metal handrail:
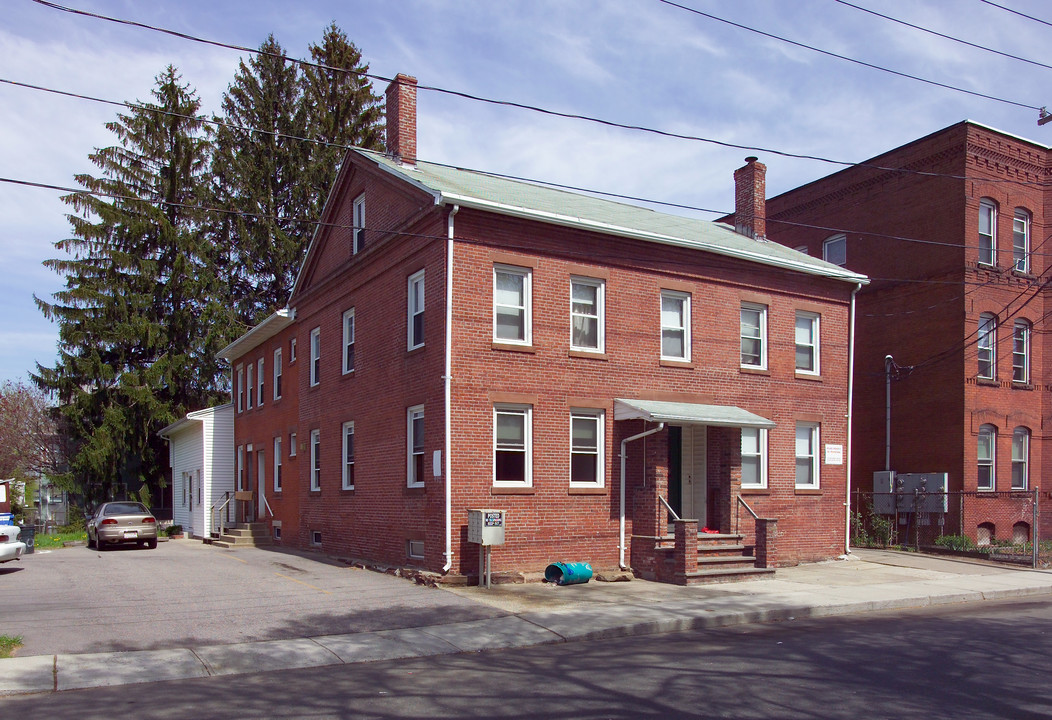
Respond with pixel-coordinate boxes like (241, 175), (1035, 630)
(659, 495), (680, 522)
(735, 495), (759, 534)
(210, 492), (233, 539)
(262, 493), (274, 519)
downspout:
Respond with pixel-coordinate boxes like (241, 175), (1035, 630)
(619, 422), (665, 570)
(443, 204), (459, 573)
(845, 282), (862, 555)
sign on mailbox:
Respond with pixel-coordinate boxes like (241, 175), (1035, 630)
(468, 509), (506, 546)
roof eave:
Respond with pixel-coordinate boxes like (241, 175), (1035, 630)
(217, 309), (294, 364)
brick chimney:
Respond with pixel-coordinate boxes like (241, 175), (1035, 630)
(385, 73), (418, 165)
(733, 156), (766, 240)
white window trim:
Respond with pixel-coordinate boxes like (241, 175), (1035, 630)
(823, 234), (846, 267)
(569, 277), (604, 352)
(979, 199), (997, 267)
(1012, 427), (1029, 491)
(407, 405), (425, 488)
(237, 445), (245, 491)
(353, 194), (366, 254)
(246, 362), (254, 409)
(978, 313), (997, 380)
(977, 424), (996, 491)
(569, 409), (605, 487)
(1013, 208), (1030, 273)
(290, 337), (297, 363)
(493, 404), (533, 488)
(660, 290), (691, 361)
(257, 357), (264, 407)
(795, 311), (820, 375)
(342, 421), (355, 491)
(342, 307), (356, 375)
(289, 432), (297, 457)
(273, 437), (282, 492)
(310, 429), (321, 492)
(493, 264), (533, 345)
(1013, 320), (1030, 384)
(408, 270), (425, 350)
(310, 327), (321, 387)
(795, 422), (820, 489)
(236, 365), (244, 413)
(273, 347), (282, 400)
(740, 427), (768, 489)
(740, 303), (768, 370)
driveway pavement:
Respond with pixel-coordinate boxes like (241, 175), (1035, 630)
(0, 539), (504, 656)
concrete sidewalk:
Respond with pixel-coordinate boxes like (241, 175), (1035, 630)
(2, 549), (1049, 696)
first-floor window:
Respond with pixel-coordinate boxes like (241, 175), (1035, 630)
(1012, 427), (1028, 491)
(494, 404), (532, 486)
(310, 429), (321, 492)
(741, 427), (768, 488)
(570, 409), (604, 486)
(795, 423), (819, 488)
(274, 437), (282, 492)
(407, 406), (424, 487)
(977, 424), (996, 490)
(289, 432), (297, 457)
(343, 421), (355, 490)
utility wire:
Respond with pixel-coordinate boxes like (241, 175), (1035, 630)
(30, 0), (1051, 169)
(656, 0), (1041, 111)
(978, 0), (1052, 29)
(835, 0), (1052, 72)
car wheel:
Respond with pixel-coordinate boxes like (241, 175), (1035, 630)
(146, 538), (158, 549)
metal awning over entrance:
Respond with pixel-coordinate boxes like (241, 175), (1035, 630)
(613, 399), (776, 428)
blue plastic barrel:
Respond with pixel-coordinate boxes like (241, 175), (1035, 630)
(544, 561), (593, 585)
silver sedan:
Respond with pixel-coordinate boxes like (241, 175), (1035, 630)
(87, 502), (158, 550)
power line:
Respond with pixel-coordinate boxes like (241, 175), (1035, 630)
(656, 0), (1041, 112)
(834, 0), (1052, 72)
(978, 0), (1052, 29)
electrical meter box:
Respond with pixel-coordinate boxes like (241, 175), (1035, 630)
(468, 509), (506, 546)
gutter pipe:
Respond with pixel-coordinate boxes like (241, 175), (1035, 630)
(845, 282), (862, 555)
(443, 204), (459, 573)
(619, 422), (665, 570)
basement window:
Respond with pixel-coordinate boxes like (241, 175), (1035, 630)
(311, 531), (322, 547)
(407, 539), (424, 559)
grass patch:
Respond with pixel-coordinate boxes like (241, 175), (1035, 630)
(33, 531), (87, 549)
(0, 635), (23, 658)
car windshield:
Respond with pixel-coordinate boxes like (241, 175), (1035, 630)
(103, 503), (149, 516)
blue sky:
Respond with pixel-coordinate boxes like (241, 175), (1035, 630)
(2, 0), (1051, 384)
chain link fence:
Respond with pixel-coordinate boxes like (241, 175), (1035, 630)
(851, 490), (1044, 568)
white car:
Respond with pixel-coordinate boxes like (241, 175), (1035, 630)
(0, 525), (27, 564)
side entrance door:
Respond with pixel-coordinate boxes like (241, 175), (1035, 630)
(667, 425), (707, 523)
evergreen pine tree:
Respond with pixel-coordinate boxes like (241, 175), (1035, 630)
(34, 67), (221, 505)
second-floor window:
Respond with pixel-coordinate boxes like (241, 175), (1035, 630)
(979, 198), (997, 266)
(353, 194), (366, 254)
(1013, 208), (1030, 273)
(570, 277), (604, 352)
(740, 303), (767, 369)
(978, 313), (996, 380)
(343, 308), (356, 374)
(408, 270), (425, 350)
(795, 312), (820, 374)
(494, 265), (531, 344)
(1013, 320), (1030, 384)
(246, 363), (254, 409)
(257, 357), (264, 407)
(236, 365), (244, 413)
(310, 327), (321, 386)
(273, 347), (282, 400)
(660, 290), (690, 361)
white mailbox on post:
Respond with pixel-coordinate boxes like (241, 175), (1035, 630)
(468, 509), (506, 546)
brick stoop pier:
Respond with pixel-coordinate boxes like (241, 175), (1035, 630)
(651, 519), (776, 585)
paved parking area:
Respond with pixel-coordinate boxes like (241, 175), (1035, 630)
(0, 540), (506, 656)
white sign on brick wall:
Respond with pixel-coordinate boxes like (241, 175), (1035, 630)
(824, 444), (844, 465)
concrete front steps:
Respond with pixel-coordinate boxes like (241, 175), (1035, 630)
(657, 532), (775, 585)
(209, 522), (272, 549)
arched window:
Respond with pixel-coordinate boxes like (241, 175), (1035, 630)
(1012, 427), (1029, 490)
(978, 198), (997, 266)
(1013, 208), (1031, 272)
(977, 424), (996, 490)
(977, 313), (997, 380)
(977, 522), (995, 546)
(1013, 320), (1031, 384)
(1013, 522), (1030, 545)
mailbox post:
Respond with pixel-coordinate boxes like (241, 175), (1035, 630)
(468, 509), (506, 588)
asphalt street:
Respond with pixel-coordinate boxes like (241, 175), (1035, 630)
(3, 597), (1049, 719)
(0, 539), (503, 655)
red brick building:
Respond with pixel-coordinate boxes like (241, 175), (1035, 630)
(759, 121), (1050, 544)
(221, 75), (867, 583)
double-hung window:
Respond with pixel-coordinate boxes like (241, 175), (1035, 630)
(290, 337), (297, 363)
(246, 363), (254, 409)
(570, 410), (604, 486)
(494, 265), (531, 344)
(977, 424), (996, 490)
(823, 234), (846, 266)
(1012, 427), (1029, 490)
(290, 432), (297, 457)
(273, 437), (282, 492)
(1013, 209), (1030, 273)
(660, 290), (690, 361)
(979, 199), (997, 266)
(342, 421), (355, 490)
(273, 348), (282, 400)
(570, 277), (604, 352)
(343, 308), (356, 374)
(310, 429), (321, 492)
(408, 270), (425, 350)
(740, 303), (767, 369)
(741, 427), (768, 488)
(407, 406), (424, 487)
(257, 358), (264, 407)
(236, 365), (244, 412)
(1013, 320), (1030, 384)
(795, 423), (819, 488)
(795, 312), (820, 374)
(353, 194), (366, 254)
(494, 404), (532, 486)
(978, 313), (996, 380)
(310, 327), (321, 386)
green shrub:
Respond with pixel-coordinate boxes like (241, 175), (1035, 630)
(165, 524), (183, 537)
(934, 534), (976, 552)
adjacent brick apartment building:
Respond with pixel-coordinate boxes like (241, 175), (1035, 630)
(758, 121), (1050, 544)
(219, 74), (868, 583)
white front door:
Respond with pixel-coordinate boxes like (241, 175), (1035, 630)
(257, 450), (266, 520)
(679, 425), (707, 523)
